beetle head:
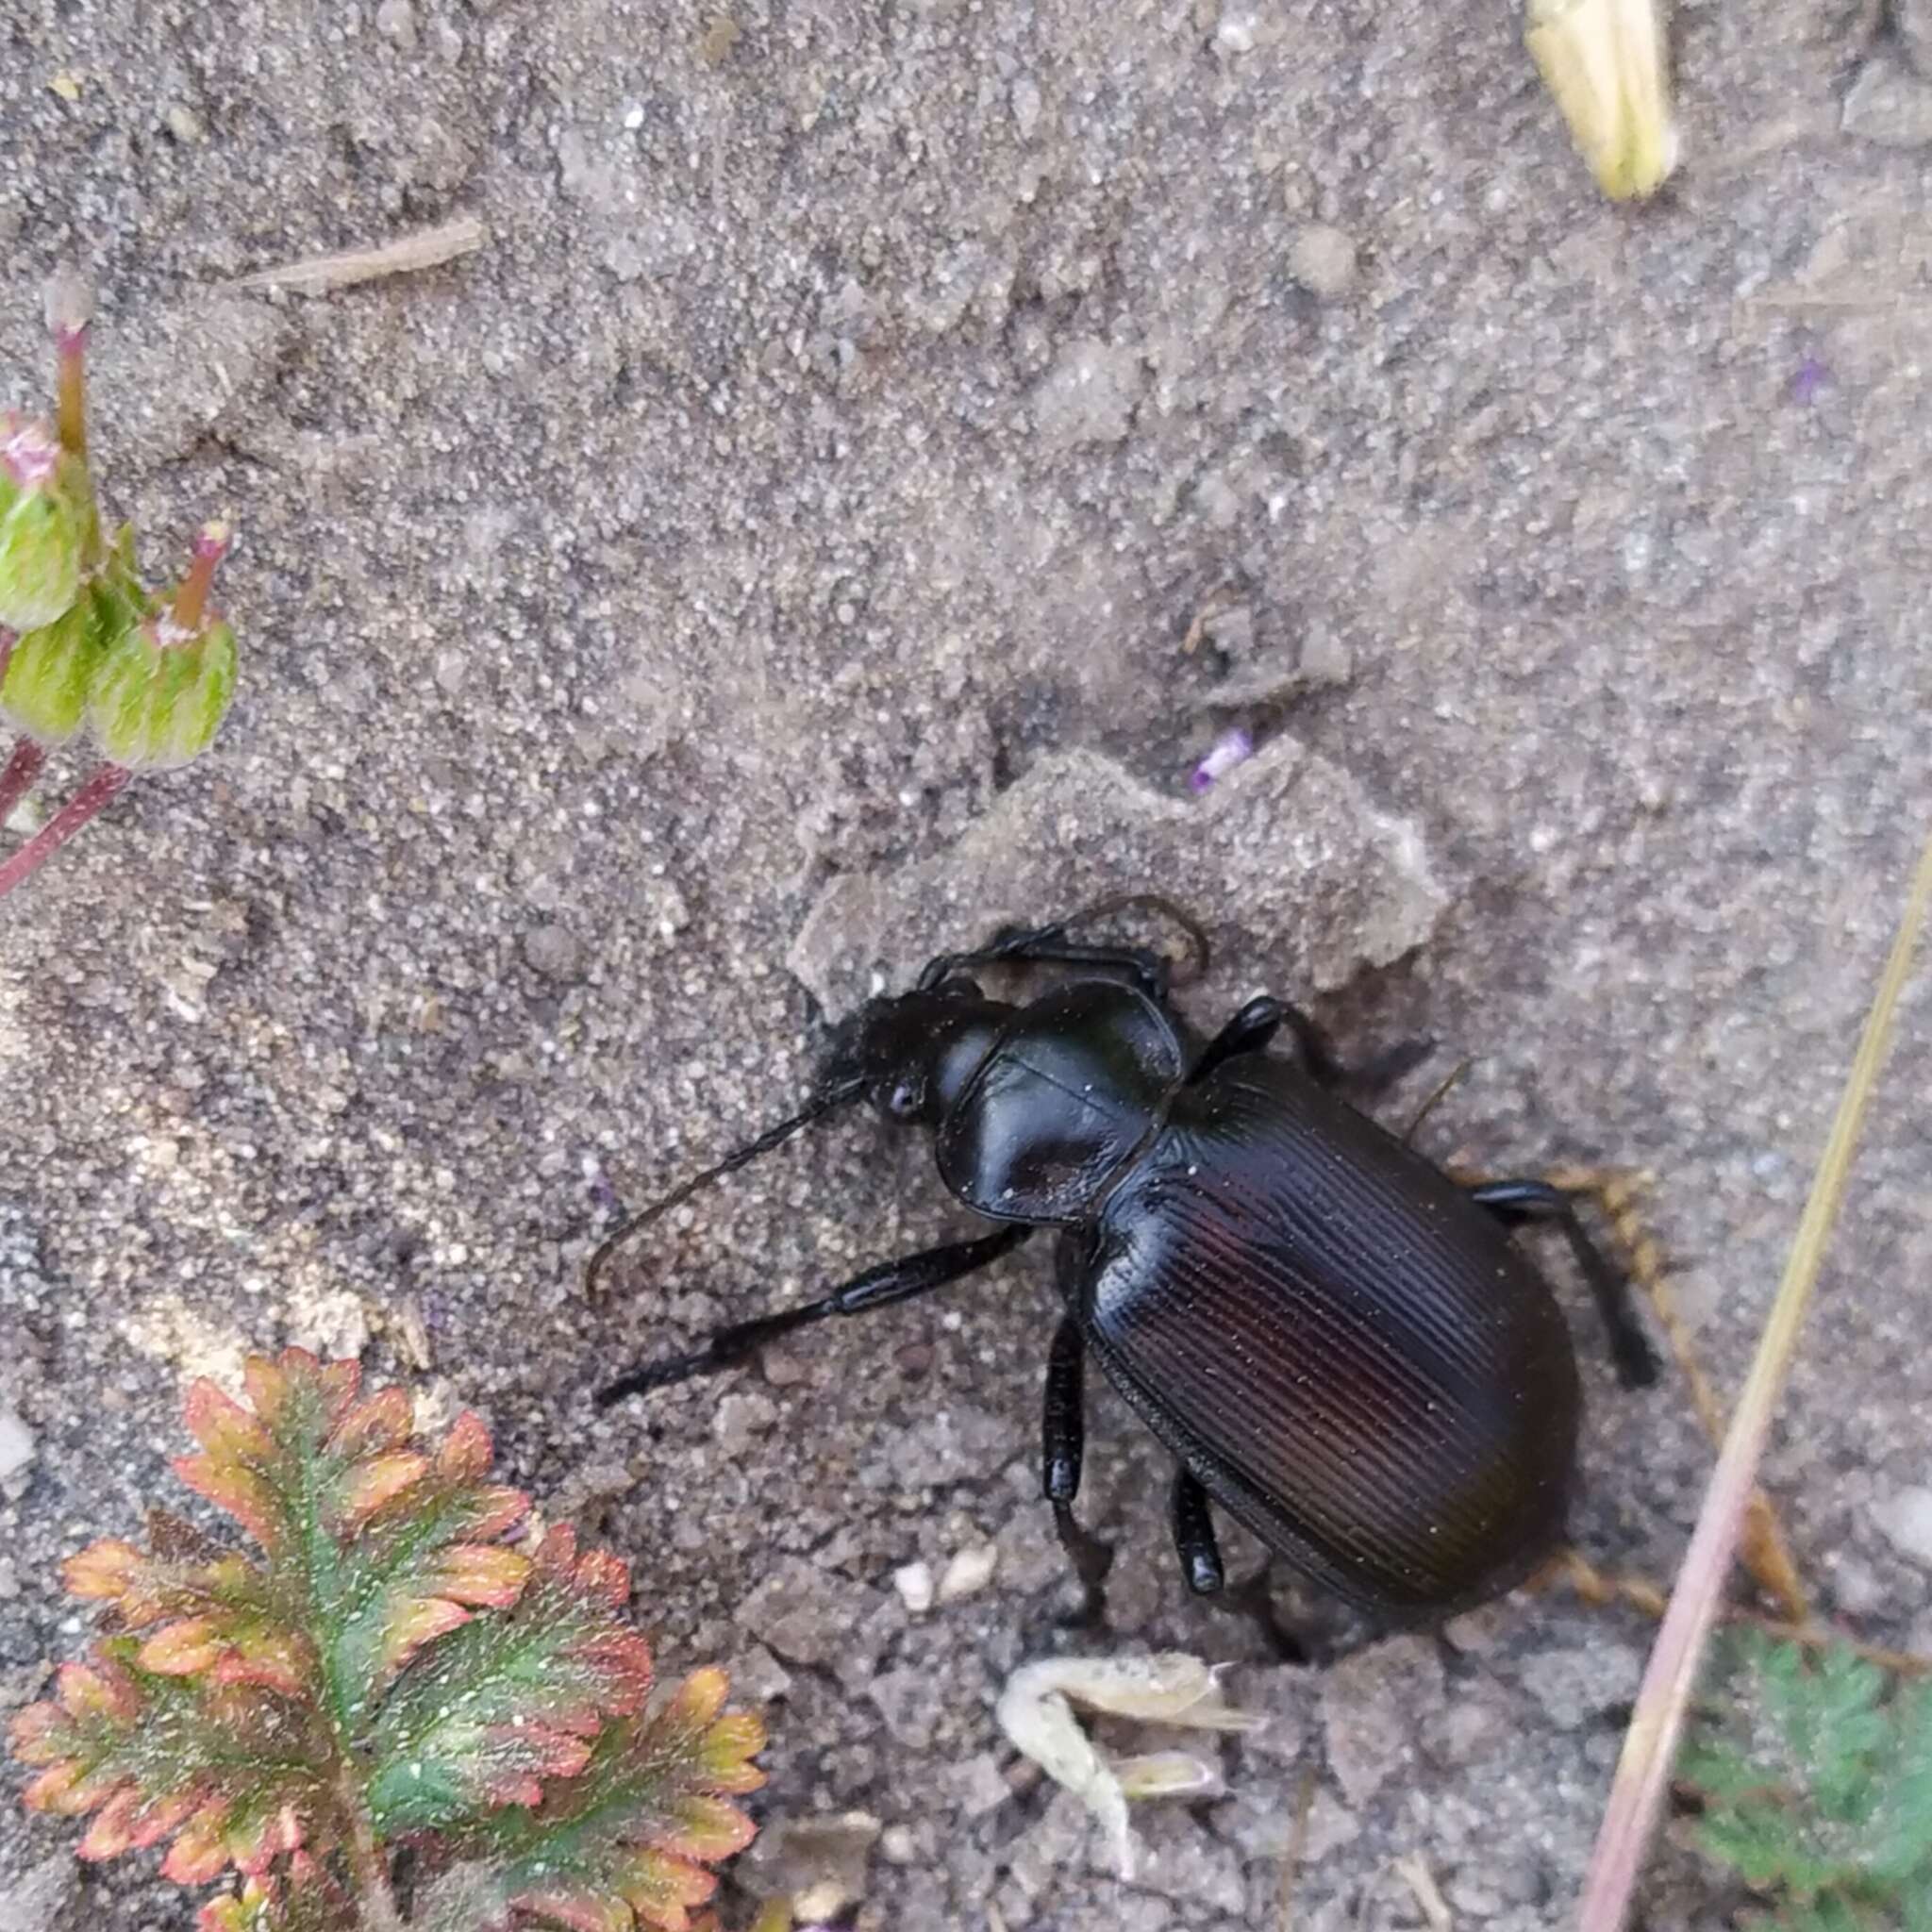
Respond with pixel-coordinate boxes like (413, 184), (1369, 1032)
(820, 981), (1009, 1127)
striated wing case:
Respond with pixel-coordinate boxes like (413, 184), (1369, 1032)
(1068, 1055), (1583, 1618)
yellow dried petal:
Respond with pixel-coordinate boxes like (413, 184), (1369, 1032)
(1526, 0), (1676, 202)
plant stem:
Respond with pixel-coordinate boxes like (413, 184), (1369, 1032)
(168, 522), (231, 635)
(334, 1760), (406, 1932)
(55, 325), (89, 466)
(0, 739), (45, 825)
(0, 761), (129, 901)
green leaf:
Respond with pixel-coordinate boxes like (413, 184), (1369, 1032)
(9, 1639), (334, 1884)
(196, 1857), (358, 1932)
(169, 1350), (533, 1735)
(435, 1664), (767, 1932)
(367, 1525), (653, 1838)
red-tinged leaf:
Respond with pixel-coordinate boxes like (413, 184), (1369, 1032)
(660, 1668), (727, 1733)
(173, 1453), (281, 1551)
(616, 1845), (717, 1930)
(63, 1656), (142, 1722)
(64, 1538), (147, 1601)
(8, 1636), (333, 1891)
(242, 1351), (358, 1435)
(21, 1759), (89, 1811)
(183, 1381), (275, 1464)
(695, 1713), (767, 1795)
(8, 1701), (65, 1763)
(433, 1667), (768, 1932)
(328, 1386), (412, 1460)
(141, 1616), (227, 1675)
(76, 1783), (143, 1858)
(376, 1594), (473, 1681)
(659, 1793), (758, 1862)
(195, 1857), (364, 1932)
(208, 1626), (313, 1699)
(426, 1542), (530, 1609)
(437, 1409), (493, 1479)
(332, 1449), (430, 1533)
(506, 1889), (631, 1932)
(164, 1802), (236, 1884)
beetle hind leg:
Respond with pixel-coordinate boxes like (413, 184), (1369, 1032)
(1171, 1468), (1225, 1595)
(1463, 1175), (1660, 1388)
(1042, 1316), (1114, 1623)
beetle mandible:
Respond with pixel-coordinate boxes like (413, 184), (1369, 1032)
(591, 895), (1658, 1628)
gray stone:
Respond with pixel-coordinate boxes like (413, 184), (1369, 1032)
(521, 923), (584, 980)
(736, 1557), (888, 1668)
(1904, 0), (1932, 76)
(0, 1854), (76, 1932)
(1030, 338), (1147, 449)
(1873, 1484), (1932, 1568)
(0, 1409), (35, 1483)
(1841, 55), (1932, 145)
(790, 741), (1447, 1018)
(1289, 223), (1359, 296)
(1319, 1635), (1445, 1805)
(1514, 1641), (1643, 1731)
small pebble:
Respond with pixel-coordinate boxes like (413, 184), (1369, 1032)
(892, 1559), (936, 1614)
(164, 103), (206, 143)
(1288, 222), (1359, 296)
(0, 1408), (37, 1483)
(1873, 1485), (1932, 1568)
(1215, 6), (1259, 52)
(375, 0), (418, 46)
(937, 1541), (998, 1602)
(522, 923), (584, 980)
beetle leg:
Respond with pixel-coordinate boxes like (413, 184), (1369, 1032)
(593, 1224), (1030, 1407)
(1463, 1178), (1661, 1389)
(1170, 1468), (1225, 1595)
(917, 929), (1175, 1005)
(1042, 1315), (1114, 1613)
(1190, 994), (1432, 1095)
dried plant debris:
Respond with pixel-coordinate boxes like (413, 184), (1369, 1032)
(995, 1653), (1259, 1879)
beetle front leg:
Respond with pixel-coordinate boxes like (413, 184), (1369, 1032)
(1170, 1468), (1225, 1595)
(1043, 1315), (1114, 1616)
(1464, 1178), (1660, 1388)
(594, 1225), (1030, 1407)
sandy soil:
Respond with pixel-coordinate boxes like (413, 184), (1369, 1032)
(3, 1), (1930, 1926)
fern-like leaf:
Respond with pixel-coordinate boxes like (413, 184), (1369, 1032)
(9, 1348), (768, 1929)
(428, 1665), (768, 1932)
(196, 1855), (358, 1932)
(169, 1350), (532, 1731)
(10, 1639), (331, 1881)
(1683, 1634), (1932, 1927)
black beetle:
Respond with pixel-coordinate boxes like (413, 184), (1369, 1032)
(591, 896), (1657, 1628)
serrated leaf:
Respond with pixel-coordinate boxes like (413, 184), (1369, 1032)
(159, 1351), (535, 1735)
(433, 1662), (767, 1932)
(196, 1855), (358, 1932)
(366, 1525), (651, 1837)
(59, 1524), (311, 1699)
(8, 1638), (335, 1884)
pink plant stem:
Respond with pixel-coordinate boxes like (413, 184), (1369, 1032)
(0, 738), (47, 825)
(0, 762), (130, 902)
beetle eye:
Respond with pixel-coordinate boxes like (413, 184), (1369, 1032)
(885, 1076), (924, 1120)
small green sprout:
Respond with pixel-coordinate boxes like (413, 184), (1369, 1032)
(1680, 1631), (1932, 1930)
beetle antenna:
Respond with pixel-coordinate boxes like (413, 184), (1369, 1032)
(1063, 891), (1212, 986)
(1401, 1058), (1473, 1146)
(585, 1076), (866, 1297)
